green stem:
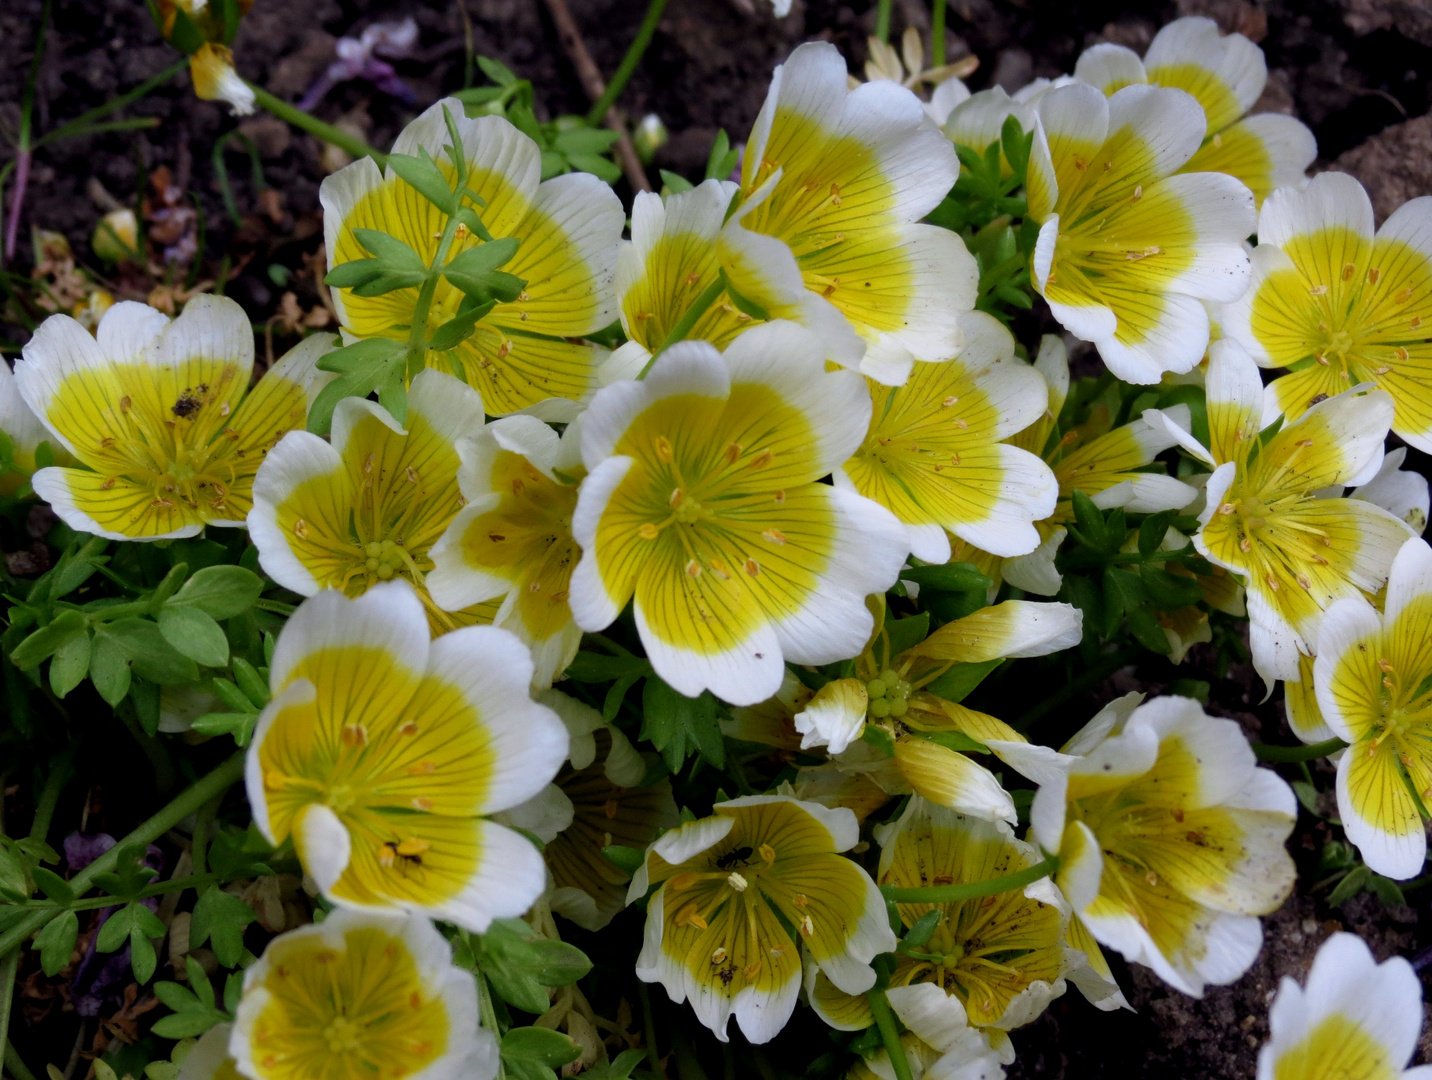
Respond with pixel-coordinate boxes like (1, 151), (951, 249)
(931, 0), (947, 66)
(29, 748), (75, 845)
(587, 0), (669, 127)
(406, 214), (463, 381)
(190, 794), (221, 877)
(875, 0), (894, 44)
(1252, 738), (1347, 763)
(0, 923), (16, 1080)
(476, 971), (506, 1080)
(253, 598), (296, 616)
(0, 752), (245, 962)
(248, 86), (384, 165)
(638, 275), (725, 377)
(38, 59), (187, 148)
(880, 855), (1059, 904)
(19, 873), (224, 912)
(866, 986), (913, 1080)
(638, 981), (660, 1079)
(4, 1040), (37, 1080)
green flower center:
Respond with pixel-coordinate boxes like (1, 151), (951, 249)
(867, 671), (911, 720)
(323, 1017), (364, 1054)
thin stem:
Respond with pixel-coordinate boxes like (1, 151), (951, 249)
(1253, 737), (1347, 763)
(4, 1040), (37, 1080)
(638, 275), (725, 377)
(586, 0), (668, 127)
(880, 855), (1059, 904)
(190, 794), (221, 877)
(253, 598), (296, 616)
(866, 986), (913, 1080)
(0, 752), (245, 962)
(875, 0), (894, 44)
(37, 59), (187, 148)
(247, 86), (384, 165)
(0, 922), (16, 1078)
(4, 0), (48, 263)
(638, 981), (660, 1078)
(476, 971), (506, 1080)
(29, 748), (75, 845)
(931, 0), (947, 66)
(406, 215), (463, 381)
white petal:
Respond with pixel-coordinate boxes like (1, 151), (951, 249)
(269, 580), (431, 696)
(1258, 170), (1374, 250)
(247, 430), (345, 596)
(1145, 16), (1266, 116)
(1073, 43), (1147, 96)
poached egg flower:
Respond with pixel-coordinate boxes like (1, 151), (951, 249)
(1314, 537), (1432, 880)
(725, 41), (978, 385)
(568, 322), (908, 706)
(1221, 171), (1432, 454)
(629, 795), (896, 1044)
(1026, 82), (1256, 383)
(838, 312), (1059, 563)
(1144, 339), (1414, 685)
(245, 582), (569, 932)
(1073, 16), (1315, 205)
(322, 98), (623, 418)
(1030, 694), (1297, 997)
(426, 415), (583, 688)
(16, 298), (332, 540)
(230, 909), (497, 1080)
(248, 369), (492, 635)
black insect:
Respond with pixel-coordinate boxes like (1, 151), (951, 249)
(715, 846), (753, 870)
(172, 383), (209, 418)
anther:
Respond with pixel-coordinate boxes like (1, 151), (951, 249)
(656, 435), (673, 461)
(1342, 263), (1356, 281)
(744, 559), (760, 576)
(670, 487), (685, 507)
(761, 529), (787, 544)
(119, 395), (131, 412)
(759, 843), (776, 863)
(800, 915), (815, 937)
(1131, 185), (1143, 201)
(407, 760), (438, 775)
(711, 947), (728, 965)
(341, 723), (368, 747)
(1396, 287), (1414, 303)
(639, 523), (660, 540)
(1309, 285), (1328, 296)
(751, 449), (774, 469)
(727, 872), (749, 891)
(725, 442), (742, 464)
(686, 559), (702, 578)
(1368, 267), (1381, 284)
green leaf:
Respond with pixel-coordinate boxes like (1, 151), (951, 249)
(641, 678), (725, 771)
(428, 303), (495, 351)
(352, 228), (429, 273)
(168, 565), (265, 619)
(1328, 864), (1370, 907)
(231, 657), (270, 709)
(1069, 490), (1108, 551)
(475, 920), (551, 1014)
(9, 610), (89, 670)
(501, 1028), (581, 1080)
(477, 55), (518, 86)
(49, 629), (92, 698)
(897, 562), (993, 594)
(150, 1010), (227, 1040)
(34, 911), (78, 977)
(89, 631), (132, 705)
(923, 658), (1003, 704)
(324, 258), (386, 289)
(158, 606), (230, 667)
(601, 845), (645, 876)
(530, 940), (593, 986)
(152, 981), (199, 1013)
(131, 929), (158, 983)
(97, 902), (163, 954)
(190, 885), (259, 968)
(385, 152), (457, 213)
(917, 730), (990, 755)
(659, 169), (694, 193)
(32, 867), (74, 904)
(582, 1049), (647, 1080)
(1137, 510), (1175, 555)
(100, 619), (199, 685)
(567, 153), (622, 183)
(553, 127), (621, 156)
(1139, 565), (1203, 611)
(883, 613), (930, 659)
(901, 909), (941, 950)
(191, 712), (259, 743)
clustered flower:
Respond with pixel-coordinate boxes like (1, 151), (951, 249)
(8, 15), (1432, 1080)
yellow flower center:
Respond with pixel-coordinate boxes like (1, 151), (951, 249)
(323, 1017), (364, 1054)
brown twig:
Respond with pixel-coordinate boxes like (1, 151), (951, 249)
(541, 0), (653, 193)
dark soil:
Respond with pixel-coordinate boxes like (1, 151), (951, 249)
(2, 1), (1432, 1078)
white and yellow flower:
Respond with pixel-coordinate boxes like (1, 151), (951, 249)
(0, 360), (70, 496)
(727, 42), (978, 385)
(1030, 694), (1297, 996)
(190, 43), (255, 116)
(1026, 82), (1256, 383)
(808, 798), (1070, 1058)
(1221, 172), (1432, 453)
(1073, 17), (1315, 205)
(848, 1024), (1005, 1080)
(245, 582), (569, 932)
(1257, 931), (1432, 1080)
(799, 595), (1082, 821)
(629, 795), (896, 1043)
(1145, 339), (1414, 685)
(16, 298), (332, 540)
(1314, 537), (1432, 879)
(321, 98), (624, 418)
(425, 414), (583, 687)
(939, 86), (1035, 164)
(230, 909), (498, 1080)
(838, 312), (1059, 562)
(605, 180), (859, 382)
(249, 368), (491, 635)
(569, 322), (908, 706)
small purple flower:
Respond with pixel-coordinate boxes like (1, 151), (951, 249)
(299, 18), (420, 111)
